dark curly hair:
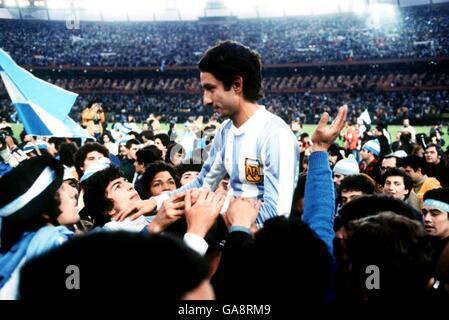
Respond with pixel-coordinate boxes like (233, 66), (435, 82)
(346, 212), (434, 300)
(81, 166), (123, 227)
(141, 161), (180, 199)
(382, 167), (413, 199)
(198, 40), (264, 102)
(74, 142), (109, 178)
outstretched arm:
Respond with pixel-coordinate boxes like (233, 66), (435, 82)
(302, 105), (347, 254)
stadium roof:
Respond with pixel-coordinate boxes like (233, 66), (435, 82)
(0, 0), (448, 22)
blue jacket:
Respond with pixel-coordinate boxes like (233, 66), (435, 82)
(302, 151), (336, 256)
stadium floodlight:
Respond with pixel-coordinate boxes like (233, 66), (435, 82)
(369, 3), (397, 28)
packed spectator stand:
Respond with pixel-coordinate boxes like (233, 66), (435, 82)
(1, 2), (449, 304)
(1, 4), (448, 125)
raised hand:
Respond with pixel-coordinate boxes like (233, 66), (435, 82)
(311, 104), (348, 152)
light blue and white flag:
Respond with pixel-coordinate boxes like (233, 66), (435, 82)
(0, 49), (92, 138)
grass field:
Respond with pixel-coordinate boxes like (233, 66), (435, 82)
(7, 122), (448, 148)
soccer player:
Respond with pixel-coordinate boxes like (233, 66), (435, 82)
(117, 41), (300, 226)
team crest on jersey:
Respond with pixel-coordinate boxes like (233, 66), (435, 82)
(245, 158), (263, 184)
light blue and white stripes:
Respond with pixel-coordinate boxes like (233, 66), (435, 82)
(423, 199), (449, 213)
(0, 49), (91, 138)
(159, 106), (300, 226)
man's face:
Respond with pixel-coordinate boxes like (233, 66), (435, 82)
(403, 119), (410, 127)
(154, 138), (166, 152)
(329, 154), (338, 166)
(404, 165), (421, 183)
(134, 160), (145, 174)
(106, 177), (140, 215)
(149, 171), (177, 197)
(422, 206), (449, 238)
(341, 190), (363, 205)
(383, 176), (408, 200)
(425, 146), (440, 165)
(127, 144), (140, 160)
(333, 172), (345, 186)
(381, 157), (396, 174)
(55, 180), (80, 225)
(180, 171), (200, 186)
(82, 151), (106, 173)
(200, 72), (239, 118)
(360, 148), (371, 161)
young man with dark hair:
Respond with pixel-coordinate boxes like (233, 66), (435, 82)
(177, 163), (202, 186)
(211, 105), (348, 301)
(118, 41), (300, 227)
(422, 188), (449, 296)
(422, 188), (449, 241)
(382, 167), (414, 200)
(338, 174), (376, 206)
(382, 167), (422, 213)
(141, 161), (180, 199)
(153, 133), (170, 158)
(81, 164), (225, 257)
(402, 155), (441, 206)
(425, 144), (449, 187)
(133, 145), (163, 197)
(74, 142), (109, 179)
(380, 154), (399, 175)
(140, 129), (155, 145)
(119, 138), (140, 183)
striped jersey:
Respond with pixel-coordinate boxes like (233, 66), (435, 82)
(159, 106), (300, 226)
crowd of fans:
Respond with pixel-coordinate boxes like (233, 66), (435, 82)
(1, 89), (447, 125)
(0, 5), (448, 67)
(0, 104), (448, 302)
(1, 2), (449, 306)
(69, 90), (449, 125)
(18, 72), (448, 93)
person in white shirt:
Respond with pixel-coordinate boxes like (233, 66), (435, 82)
(116, 41), (300, 227)
(402, 118), (416, 143)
